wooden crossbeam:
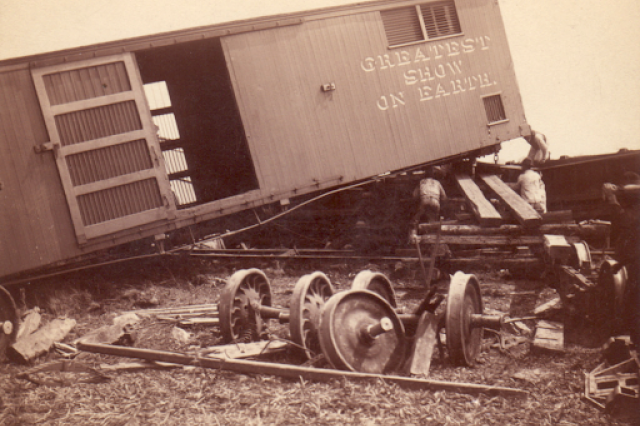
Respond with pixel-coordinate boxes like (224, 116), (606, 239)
(454, 174), (502, 227)
(479, 174), (542, 227)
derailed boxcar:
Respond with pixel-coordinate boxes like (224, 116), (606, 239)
(0, 0), (529, 281)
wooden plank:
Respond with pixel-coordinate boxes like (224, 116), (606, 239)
(418, 223), (608, 238)
(123, 304), (219, 316)
(479, 174), (542, 227)
(73, 169), (158, 196)
(454, 174), (502, 227)
(419, 234), (542, 245)
(50, 90), (135, 116)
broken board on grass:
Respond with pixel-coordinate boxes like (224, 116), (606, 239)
(200, 340), (289, 359)
(8, 318), (76, 363)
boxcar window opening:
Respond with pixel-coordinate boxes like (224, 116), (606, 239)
(143, 81), (197, 207)
(381, 1), (462, 48)
(136, 37), (259, 208)
(482, 94), (508, 125)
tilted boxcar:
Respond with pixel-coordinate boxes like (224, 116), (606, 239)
(0, 0), (530, 282)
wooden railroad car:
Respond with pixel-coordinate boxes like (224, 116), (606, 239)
(540, 149), (640, 218)
(0, 0), (530, 282)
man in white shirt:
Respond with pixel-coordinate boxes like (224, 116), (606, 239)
(511, 158), (547, 214)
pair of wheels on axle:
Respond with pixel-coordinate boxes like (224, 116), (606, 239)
(218, 269), (396, 360)
(217, 268), (486, 373)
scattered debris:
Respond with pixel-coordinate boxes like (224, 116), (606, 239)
(8, 318), (76, 364)
(512, 367), (556, 385)
(171, 326), (191, 345)
(533, 296), (562, 317)
(533, 320), (564, 353)
(16, 359), (108, 386)
(199, 340), (289, 359)
(16, 308), (41, 340)
(74, 313), (139, 346)
(53, 342), (79, 358)
(584, 348), (639, 421)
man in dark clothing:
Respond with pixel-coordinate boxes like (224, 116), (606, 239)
(411, 167), (447, 226)
(603, 171), (640, 346)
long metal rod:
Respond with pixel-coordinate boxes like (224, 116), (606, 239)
(77, 342), (528, 397)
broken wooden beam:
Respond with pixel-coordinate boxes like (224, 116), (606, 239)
(454, 174), (502, 227)
(77, 342), (528, 397)
(479, 174), (542, 227)
(8, 318), (76, 363)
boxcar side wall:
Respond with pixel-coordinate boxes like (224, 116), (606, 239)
(0, 68), (78, 276)
(224, 0), (527, 195)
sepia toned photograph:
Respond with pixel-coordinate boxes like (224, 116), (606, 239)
(0, 1), (638, 424)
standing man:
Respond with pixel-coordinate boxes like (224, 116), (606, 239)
(511, 159), (547, 214)
(411, 167), (447, 227)
(603, 172), (640, 346)
(524, 130), (550, 165)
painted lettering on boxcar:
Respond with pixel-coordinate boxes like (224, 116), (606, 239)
(361, 36), (497, 111)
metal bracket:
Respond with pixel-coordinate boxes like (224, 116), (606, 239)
(34, 142), (60, 158)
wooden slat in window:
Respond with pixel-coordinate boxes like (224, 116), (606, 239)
(381, 7), (425, 46)
(421, 1), (462, 39)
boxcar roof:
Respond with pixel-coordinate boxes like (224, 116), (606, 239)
(0, 0), (419, 68)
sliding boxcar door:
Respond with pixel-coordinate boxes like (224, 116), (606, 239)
(32, 53), (175, 244)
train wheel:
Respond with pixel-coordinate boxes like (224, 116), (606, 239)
(219, 269), (271, 343)
(0, 286), (18, 360)
(289, 271), (334, 359)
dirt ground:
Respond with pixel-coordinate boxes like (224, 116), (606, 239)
(0, 256), (636, 426)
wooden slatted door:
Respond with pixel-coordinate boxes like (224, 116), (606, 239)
(32, 53), (176, 244)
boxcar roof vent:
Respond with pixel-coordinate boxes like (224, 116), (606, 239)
(381, 1), (462, 47)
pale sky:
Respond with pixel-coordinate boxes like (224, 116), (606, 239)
(1, 0), (639, 162)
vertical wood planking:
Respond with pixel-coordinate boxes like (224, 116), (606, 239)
(0, 69), (69, 275)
